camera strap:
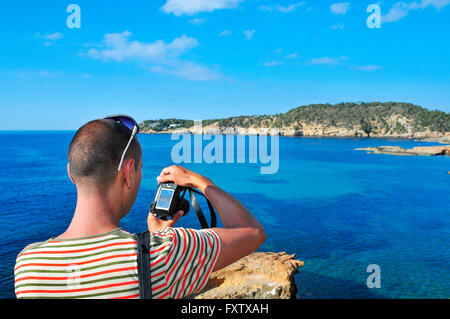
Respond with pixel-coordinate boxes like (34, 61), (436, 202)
(188, 188), (217, 229)
(136, 231), (152, 299)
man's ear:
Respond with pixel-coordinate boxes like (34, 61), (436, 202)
(67, 163), (75, 184)
(123, 158), (135, 190)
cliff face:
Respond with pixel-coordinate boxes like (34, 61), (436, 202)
(148, 121), (450, 138)
(193, 252), (304, 299)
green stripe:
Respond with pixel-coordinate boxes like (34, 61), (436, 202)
(184, 233), (205, 293)
(150, 236), (172, 247)
(34, 237), (134, 249)
(172, 230), (194, 296)
(163, 229), (182, 298)
(15, 274), (137, 290)
(195, 247), (215, 291)
(17, 247), (137, 263)
(150, 248), (170, 262)
(152, 288), (170, 299)
(17, 228), (135, 255)
(166, 229), (183, 275)
(183, 230), (206, 296)
(151, 262), (166, 274)
(152, 275), (165, 286)
(190, 233), (217, 294)
(15, 259), (136, 277)
(19, 287), (139, 299)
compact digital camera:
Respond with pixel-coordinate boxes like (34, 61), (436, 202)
(149, 182), (217, 229)
(150, 182), (190, 218)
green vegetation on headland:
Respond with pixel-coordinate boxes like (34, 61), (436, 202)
(140, 102), (450, 138)
(140, 118), (194, 132)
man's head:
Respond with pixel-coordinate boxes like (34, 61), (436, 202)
(68, 119), (142, 216)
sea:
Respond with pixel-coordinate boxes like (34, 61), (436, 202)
(0, 131), (449, 299)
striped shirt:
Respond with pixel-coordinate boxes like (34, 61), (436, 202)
(14, 227), (221, 299)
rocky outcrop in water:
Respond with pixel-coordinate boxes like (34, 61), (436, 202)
(356, 145), (450, 156)
(193, 252), (304, 299)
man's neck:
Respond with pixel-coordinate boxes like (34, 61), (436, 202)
(57, 191), (122, 239)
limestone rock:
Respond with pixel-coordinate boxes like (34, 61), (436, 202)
(356, 145), (450, 156)
(193, 252), (304, 299)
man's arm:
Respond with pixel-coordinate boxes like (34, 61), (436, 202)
(156, 165), (266, 272)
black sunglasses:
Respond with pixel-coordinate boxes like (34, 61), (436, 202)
(104, 115), (140, 171)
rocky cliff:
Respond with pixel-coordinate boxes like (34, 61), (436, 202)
(193, 252), (304, 299)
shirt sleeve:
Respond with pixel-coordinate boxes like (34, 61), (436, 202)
(164, 227), (221, 299)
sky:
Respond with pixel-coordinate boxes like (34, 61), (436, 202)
(0, 0), (449, 130)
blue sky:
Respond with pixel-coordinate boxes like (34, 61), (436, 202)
(0, 0), (449, 130)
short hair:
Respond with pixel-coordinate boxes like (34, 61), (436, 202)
(68, 119), (141, 187)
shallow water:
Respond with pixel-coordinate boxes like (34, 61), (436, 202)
(0, 132), (449, 298)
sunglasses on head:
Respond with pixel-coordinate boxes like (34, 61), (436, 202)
(103, 115), (140, 172)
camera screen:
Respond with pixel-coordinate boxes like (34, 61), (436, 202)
(156, 188), (175, 210)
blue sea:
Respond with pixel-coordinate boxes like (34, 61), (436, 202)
(0, 131), (449, 299)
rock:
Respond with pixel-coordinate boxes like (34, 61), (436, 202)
(415, 134), (450, 144)
(356, 145), (450, 156)
(409, 145), (449, 156)
(193, 252), (304, 299)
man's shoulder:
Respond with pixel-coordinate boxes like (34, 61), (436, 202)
(114, 228), (138, 239)
(17, 241), (47, 258)
(16, 228), (138, 259)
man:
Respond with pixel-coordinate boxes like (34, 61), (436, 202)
(14, 116), (266, 299)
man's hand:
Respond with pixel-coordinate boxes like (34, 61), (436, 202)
(154, 164), (266, 273)
(156, 165), (213, 193)
(147, 210), (184, 232)
(149, 165), (209, 233)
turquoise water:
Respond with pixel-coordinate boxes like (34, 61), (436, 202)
(0, 132), (449, 298)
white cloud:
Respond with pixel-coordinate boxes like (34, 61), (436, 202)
(161, 0), (242, 16)
(81, 73), (93, 79)
(85, 31), (220, 81)
(331, 23), (345, 30)
(307, 56), (348, 65)
(243, 29), (255, 40)
(263, 60), (283, 67)
(218, 30), (232, 36)
(188, 18), (205, 25)
(356, 65), (381, 71)
(330, 2), (351, 15)
(383, 0), (450, 22)
(86, 31), (198, 62)
(286, 53), (298, 59)
(13, 70), (59, 79)
(35, 32), (64, 46)
(37, 32), (64, 40)
(37, 71), (57, 77)
(149, 61), (221, 81)
(259, 2), (306, 13)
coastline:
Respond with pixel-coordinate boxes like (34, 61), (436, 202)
(140, 130), (450, 142)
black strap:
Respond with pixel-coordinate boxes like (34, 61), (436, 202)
(136, 231), (152, 299)
(188, 188), (217, 229)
